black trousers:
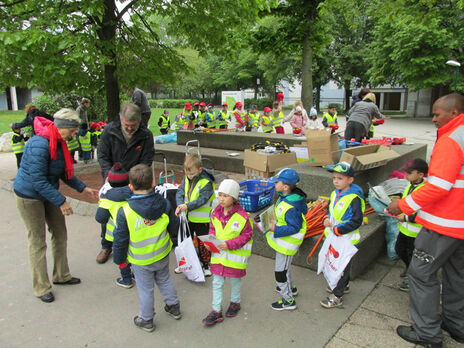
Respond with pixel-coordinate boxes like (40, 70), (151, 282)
(344, 121), (366, 142)
(141, 111), (151, 128)
(15, 153), (23, 169)
(333, 259), (352, 298)
(395, 232), (415, 267)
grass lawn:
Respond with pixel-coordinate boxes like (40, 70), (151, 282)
(0, 108), (183, 136)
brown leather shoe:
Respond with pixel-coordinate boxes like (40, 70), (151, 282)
(96, 249), (112, 264)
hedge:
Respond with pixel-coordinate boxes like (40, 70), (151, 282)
(244, 98), (273, 110)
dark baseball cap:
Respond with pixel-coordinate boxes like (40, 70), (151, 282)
(404, 158), (428, 174)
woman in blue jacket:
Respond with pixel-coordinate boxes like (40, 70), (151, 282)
(14, 108), (98, 303)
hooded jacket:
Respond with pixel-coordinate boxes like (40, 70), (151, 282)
(274, 187), (308, 238)
(97, 119), (155, 179)
(327, 184), (364, 236)
(112, 190), (179, 265)
(13, 117), (85, 207)
(175, 168), (215, 211)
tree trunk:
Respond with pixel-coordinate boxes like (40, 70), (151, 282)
(344, 81), (351, 112)
(301, 32), (313, 112)
(98, 0), (120, 121)
(315, 84), (321, 111)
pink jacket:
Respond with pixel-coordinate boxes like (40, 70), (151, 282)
(209, 203), (253, 278)
(290, 113), (306, 129)
(234, 110), (247, 128)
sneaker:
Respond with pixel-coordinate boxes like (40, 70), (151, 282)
(225, 302), (241, 317)
(174, 266), (182, 274)
(275, 286), (298, 297)
(115, 277), (134, 289)
(202, 310), (224, 326)
(320, 294), (343, 309)
(326, 285), (350, 294)
(164, 303), (182, 320)
(203, 268), (212, 277)
(271, 298), (297, 311)
(398, 279), (409, 292)
(133, 315), (155, 332)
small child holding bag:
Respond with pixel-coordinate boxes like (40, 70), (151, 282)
(202, 179), (253, 326)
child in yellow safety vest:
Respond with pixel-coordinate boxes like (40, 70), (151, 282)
(201, 179), (253, 325)
(216, 103), (229, 129)
(322, 105), (338, 134)
(158, 110), (170, 134)
(175, 153), (216, 276)
(394, 158), (428, 292)
(321, 162), (365, 309)
(112, 164), (182, 332)
(11, 127), (29, 169)
(78, 124), (92, 164)
(247, 104), (260, 132)
(261, 107), (273, 133)
(95, 162), (133, 287)
(272, 101), (285, 134)
(266, 168), (308, 311)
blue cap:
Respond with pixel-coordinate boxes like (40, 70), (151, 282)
(328, 162), (355, 177)
(268, 168), (299, 185)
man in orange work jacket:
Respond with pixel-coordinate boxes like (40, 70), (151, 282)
(388, 93), (464, 347)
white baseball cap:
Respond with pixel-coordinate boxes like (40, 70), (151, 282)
(218, 179), (240, 200)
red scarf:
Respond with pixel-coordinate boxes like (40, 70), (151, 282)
(48, 123), (74, 180)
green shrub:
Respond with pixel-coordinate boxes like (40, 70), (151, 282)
(149, 99), (197, 108)
(33, 93), (108, 122)
(244, 98), (273, 110)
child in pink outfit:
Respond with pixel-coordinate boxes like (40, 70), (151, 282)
(201, 179), (253, 326)
(290, 106), (307, 134)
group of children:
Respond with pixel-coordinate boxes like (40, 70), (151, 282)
(67, 121), (105, 164)
(97, 145), (389, 332)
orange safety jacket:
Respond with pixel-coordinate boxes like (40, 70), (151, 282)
(398, 113), (464, 238)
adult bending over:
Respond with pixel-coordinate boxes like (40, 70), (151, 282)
(14, 108), (98, 303)
(344, 93), (383, 142)
(387, 93), (464, 347)
(96, 103), (155, 263)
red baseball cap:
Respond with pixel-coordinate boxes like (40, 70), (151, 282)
(199, 102), (206, 107)
(263, 107), (271, 112)
(235, 101), (243, 107)
(222, 102), (228, 106)
(184, 102), (192, 110)
(194, 102), (200, 106)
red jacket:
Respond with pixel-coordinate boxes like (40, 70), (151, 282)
(398, 113), (464, 238)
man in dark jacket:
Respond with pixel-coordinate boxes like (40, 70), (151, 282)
(128, 87), (151, 128)
(96, 103), (155, 263)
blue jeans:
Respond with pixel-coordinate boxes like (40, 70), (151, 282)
(212, 275), (242, 312)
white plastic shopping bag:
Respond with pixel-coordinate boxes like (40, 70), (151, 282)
(174, 214), (205, 283)
(317, 228), (358, 290)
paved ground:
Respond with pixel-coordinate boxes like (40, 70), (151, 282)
(1, 117), (462, 348)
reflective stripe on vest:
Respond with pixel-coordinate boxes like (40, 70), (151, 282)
(99, 198), (127, 242)
(78, 133), (92, 151)
(271, 111), (284, 127)
(248, 112), (260, 127)
(323, 113), (337, 126)
(206, 112), (216, 128)
(198, 110), (206, 123)
(210, 213), (253, 269)
(11, 135), (25, 154)
(66, 136), (79, 151)
(123, 204), (172, 266)
(184, 177), (215, 223)
(235, 111), (247, 127)
(262, 115), (273, 133)
(398, 182), (425, 238)
(266, 200), (306, 255)
(325, 191), (365, 245)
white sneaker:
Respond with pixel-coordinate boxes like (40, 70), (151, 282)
(203, 268), (212, 277)
(174, 266), (182, 274)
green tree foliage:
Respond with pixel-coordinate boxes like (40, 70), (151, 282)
(0, 0), (269, 120)
(366, 0), (464, 90)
